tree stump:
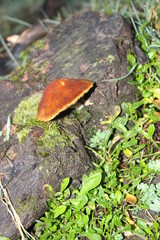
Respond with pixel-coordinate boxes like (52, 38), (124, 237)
(0, 12), (141, 239)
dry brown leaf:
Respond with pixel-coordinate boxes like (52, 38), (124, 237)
(153, 111), (160, 121)
(125, 193), (137, 204)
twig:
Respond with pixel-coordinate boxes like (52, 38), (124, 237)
(0, 179), (35, 240)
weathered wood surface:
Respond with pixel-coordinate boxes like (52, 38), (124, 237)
(0, 12), (142, 239)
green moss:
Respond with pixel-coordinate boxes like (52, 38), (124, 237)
(107, 54), (115, 63)
(34, 38), (46, 51)
(12, 93), (69, 150)
(10, 60), (30, 82)
(62, 62), (74, 71)
(73, 107), (91, 123)
(38, 122), (68, 150)
(39, 157), (59, 179)
(11, 69), (21, 82)
(32, 60), (49, 73)
(12, 92), (42, 142)
(12, 92), (42, 126)
(17, 128), (30, 142)
(15, 195), (39, 216)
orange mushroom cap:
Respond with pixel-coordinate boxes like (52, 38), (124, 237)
(37, 78), (94, 122)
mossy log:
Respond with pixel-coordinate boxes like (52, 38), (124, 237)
(0, 12), (142, 239)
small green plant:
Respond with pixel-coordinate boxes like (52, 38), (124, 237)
(148, 160), (160, 173)
(137, 182), (160, 212)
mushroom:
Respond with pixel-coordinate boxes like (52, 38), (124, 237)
(37, 78), (94, 122)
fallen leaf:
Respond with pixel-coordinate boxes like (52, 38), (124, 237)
(153, 99), (160, 110)
(126, 193), (137, 204)
(153, 111), (160, 121)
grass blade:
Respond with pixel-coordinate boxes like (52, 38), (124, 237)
(130, 1), (142, 24)
(102, 63), (138, 82)
(0, 34), (19, 67)
(4, 16), (32, 28)
(43, 19), (60, 25)
(4, 114), (11, 142)
(130, 15), (138, 36)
